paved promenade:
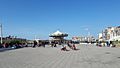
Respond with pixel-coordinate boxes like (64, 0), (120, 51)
(0, 44), (120, 68)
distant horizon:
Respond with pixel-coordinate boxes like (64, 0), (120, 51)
(0, 0), (120, 40)
(2, 25), (120, 40)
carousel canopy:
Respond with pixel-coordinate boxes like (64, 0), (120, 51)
(49, 30), (68, 37)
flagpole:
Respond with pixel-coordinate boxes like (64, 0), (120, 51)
(0, 24), (3, 44)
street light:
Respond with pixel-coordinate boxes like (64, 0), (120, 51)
(0, 24), (3, 44)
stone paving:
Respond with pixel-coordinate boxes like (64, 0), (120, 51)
(0, 44), (120, 68)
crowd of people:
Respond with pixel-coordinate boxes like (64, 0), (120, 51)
(1, 40), (117, 52)
(0, 42), (28, 49)
(32, 40), (79, 51)
(61, 42), (79, 51)
(96, 41), (116, 47)
(32, 40), (47, 48)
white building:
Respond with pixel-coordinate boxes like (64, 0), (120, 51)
(101, 26), (120, 41)
(98, 33), (103, 41)
(72, 36), (95, 42)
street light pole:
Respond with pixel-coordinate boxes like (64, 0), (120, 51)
(0, 24), (3, 44)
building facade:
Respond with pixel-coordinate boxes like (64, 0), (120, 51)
(98, 33), (103, 41)
(101, 26), (120, 41)
(72, 36), (95, 43)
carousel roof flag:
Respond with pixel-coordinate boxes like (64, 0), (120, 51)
(49, 30), (68, 37)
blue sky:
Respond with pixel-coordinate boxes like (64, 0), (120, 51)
(0, 0), (120, 40)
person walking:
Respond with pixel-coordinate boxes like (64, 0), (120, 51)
(33, 41), (37, 48)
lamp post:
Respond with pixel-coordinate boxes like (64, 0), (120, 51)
(0, 24), (3, 44)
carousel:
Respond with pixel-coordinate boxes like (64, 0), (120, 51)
(49, 30), (68, 45)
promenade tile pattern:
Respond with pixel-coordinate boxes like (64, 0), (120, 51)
(0, 44), (120, 68)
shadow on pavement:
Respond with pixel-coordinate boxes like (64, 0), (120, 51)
(0, 48), (22, 52)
